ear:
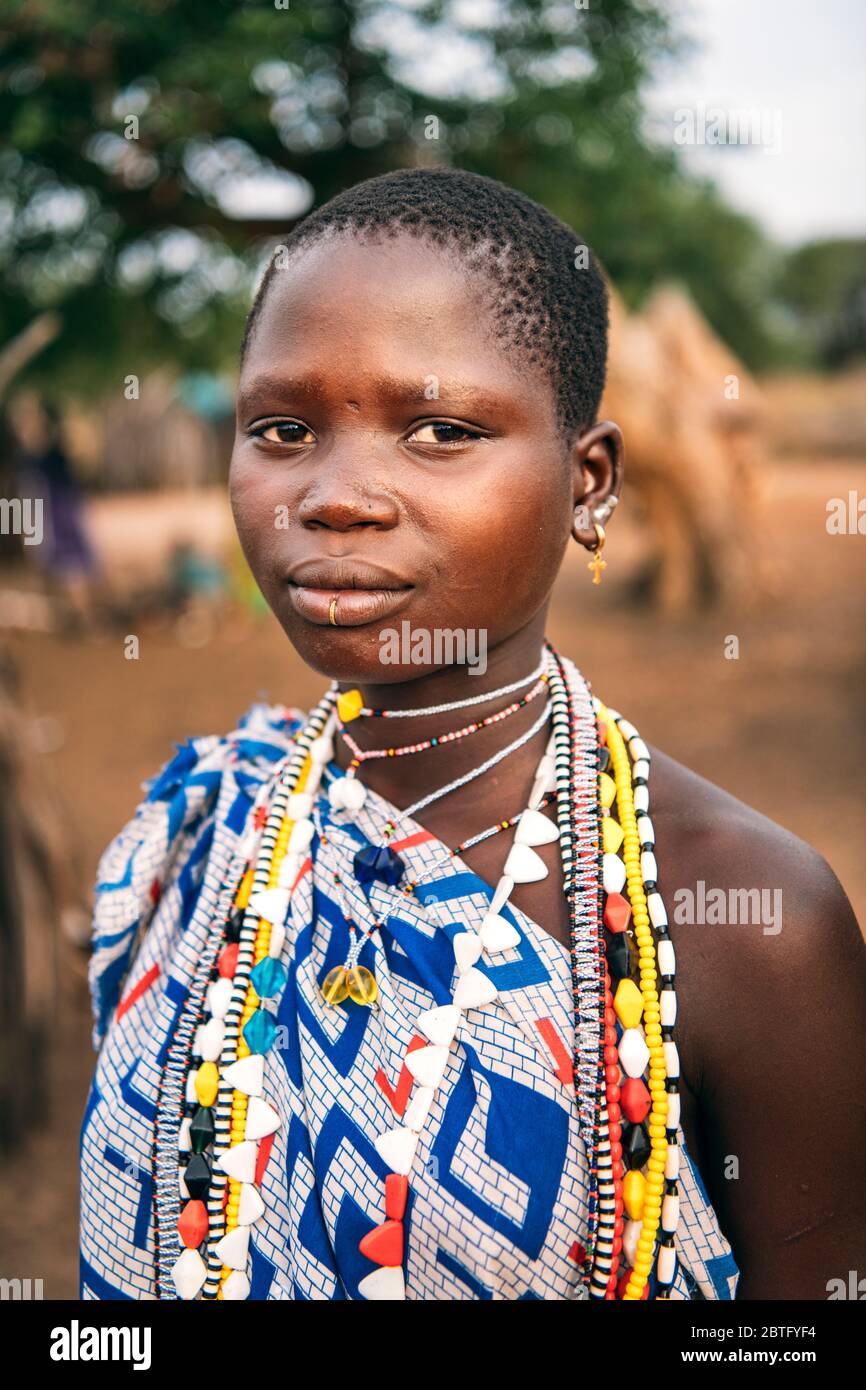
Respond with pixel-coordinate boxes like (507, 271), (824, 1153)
(570, 420), (624, 546)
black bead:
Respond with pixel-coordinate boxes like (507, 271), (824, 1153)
(183, 1152), (213, 1200)
(623, 1121), (652, 1169)
(190, 1105), (215, 1154)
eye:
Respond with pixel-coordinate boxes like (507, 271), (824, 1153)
(407, 421), (485, 447)
(250, 419), (316, 446)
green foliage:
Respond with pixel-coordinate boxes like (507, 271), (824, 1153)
(0, 0), (792, 391)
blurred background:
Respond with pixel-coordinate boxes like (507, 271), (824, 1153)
(0, 0), (864, 1297)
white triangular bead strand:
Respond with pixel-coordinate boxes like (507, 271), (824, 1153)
(267, 922), (287, 958)
(416, 1004), (461, 1047)
(358, 1266), (406, 1301)
(503, 842), (548, 884)
(214, 1224), (250, 1271)
(179, 1117), (192, 1150)
(172, 1247), (207, 1300)
(245, 1096), (281, 1141)
(405, 1044), (449, 1091)
(453, 931), (482, 974)
(222, 1270), (252, 1301)
(452, 967), (498, 1011)
(514, 808), (559, 848)
(198, 1018), (224, 1062)
(479, 913), (520, 954)
(602, 853), (626, 895)
(374, 1125), (418, 1176)
(221, 1054), (264, 1097)
(216, 1140), (258, 1183)
(404, 1085), (436, 1132)
(489, 875), (515, 915)
(288, 791), (313, 819)
(277, 854), (301, 889)
(179, 1167), (189, 1200)
(207, 977), (234, 1020)
(288, 818), (315, 854)
(248, 888), (291, 925)
(237, 1182), (267, 1226)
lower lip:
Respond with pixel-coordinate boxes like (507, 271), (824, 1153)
(288, 585), (413, 627)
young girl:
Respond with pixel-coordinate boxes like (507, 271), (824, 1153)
(79, 168), (866, 1302)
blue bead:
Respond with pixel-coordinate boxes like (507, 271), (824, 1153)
(250, 957), (287, 1000)
(243, 1007), (278, 1054)
(353, 844), (405, 888)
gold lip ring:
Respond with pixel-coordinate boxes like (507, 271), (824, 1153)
(328, 596), (339, 626)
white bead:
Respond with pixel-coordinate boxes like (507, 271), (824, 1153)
(304, 762), (322, 795)
(178, 1166), (189, 1200)
(622, 1218), (642, 1267)
(664, 1040), (680, 1078)
(633, 784), (649, 814)
(632, 759), (650, 782)
(657, 1243), (677, 1283)
(630, 737), (649, 761)
(268, 922), (287, 958)
(667, 1092), (681, 1128)
(248, 888), (291, 925)
(479, 913), (520, 954)
(358, 1266), (406, 1301)
(185, 1070), (198, 1105)
(404, 1085), (435, 1132)
(327, 778), (347, 809)
(657, 939), (676, 976)
(172, 1247), (207, 1300)
(288, 818), (314, 854)
(216, 1141), (258, 1183)
(618, 1027), (650, 1078)
(453, 931), (482, 974)
(647, 892), (667, 930)
(193, 1025), (206, 1056)
(374, 1125), (418, 1176)
(637, 815), (654, 846)
(514, 808), (559, 848)
(640, 850), (657, 882)
(503, 842), (548, 884)
(452, 967), (498, 1010)
(603, 853), (626, 894)
(237, 1182), (266, 1226)
(665, 1145), (681, 1180)
(534, 752), (555, 782)
(405, 1044), (449, 1090)
(222, 1054), (264, 1097)
(309, 734), (333, 764)
(617, 718), (638, 741)
(288, 791), (313, 819)
(340, 777), (367, 811)
(660, 988), (677, 1027)
(416, 1004), (461, 1047)
(198, 1017), (224, 1062)
(207, 977), (234, 1020)
(489, 875), (515, 914)
(661, 1193), (680, 1233)
(245, 1096), (281, 1141)
(179, 1117), (192, 1150)
(277, 853), (300, 889)
(214, 1225), (250, 1271)
(222, 1270), (251, 1301)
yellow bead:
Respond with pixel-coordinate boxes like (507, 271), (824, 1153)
(337, 688), (365, 723)
(599, 772), (616, 808)
(623, 1169), (646, 1220)
(602, 817), (624, 855)
(613, 977), (644, 1029)
(346, 965), (378, 1006)
(321, 965), (350, 1005)
(194, 1061), (219, 1107)
(235, 868), (254, 911)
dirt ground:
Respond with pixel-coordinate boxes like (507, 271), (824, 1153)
(1, 452), (864, 1298)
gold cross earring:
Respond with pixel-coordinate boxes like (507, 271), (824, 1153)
(587, 522), (607, 585)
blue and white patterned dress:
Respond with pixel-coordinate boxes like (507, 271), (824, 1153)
(79, 682), (740, 1301)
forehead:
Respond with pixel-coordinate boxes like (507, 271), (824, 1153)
(242, 231), (555, 414)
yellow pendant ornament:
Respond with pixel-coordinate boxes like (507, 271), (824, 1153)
(321, 965), (351, 1005)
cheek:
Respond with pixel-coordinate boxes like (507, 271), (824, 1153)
(229, 453), (284, 585)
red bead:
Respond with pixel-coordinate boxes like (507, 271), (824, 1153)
(603, 892), (632, 934)
(620, 1076), (652, 1124)
(607, 1101), (621, 1123)
(177, 1198), (208, 1248)
(219, 943), (239, 978)
(605, 1064), (619, 1083)
(385, 1173), (408, 1221)
(358, 1218), (403, 1267)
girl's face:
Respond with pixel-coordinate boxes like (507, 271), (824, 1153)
(230, 231), (595, 684)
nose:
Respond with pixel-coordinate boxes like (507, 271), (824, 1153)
(296, 445), (400, 532)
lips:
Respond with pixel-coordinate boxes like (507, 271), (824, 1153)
(286, 559), (413, 628)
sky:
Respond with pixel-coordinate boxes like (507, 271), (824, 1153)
(649, 0), (866, 244)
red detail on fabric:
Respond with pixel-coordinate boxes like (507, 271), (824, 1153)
(116, 963), (161, 1021)
(253, 805), (268, 829)
(255, 1132), (276, 1185)
(389, 829), (436, 852)
(149, 878), (162, 906)
(534, 1017), (574, 1087)
(291, 856), (312, 893)
(385, 1173), (409, 1221)
(359, 1218), (404, 1267)
(374, 1034), (427, 1117)
(569, 1241), (587, 1266)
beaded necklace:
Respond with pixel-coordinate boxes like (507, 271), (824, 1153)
(167, 646), (681, 1301)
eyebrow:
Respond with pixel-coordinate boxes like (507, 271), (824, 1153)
(237, 371), (509, 417)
